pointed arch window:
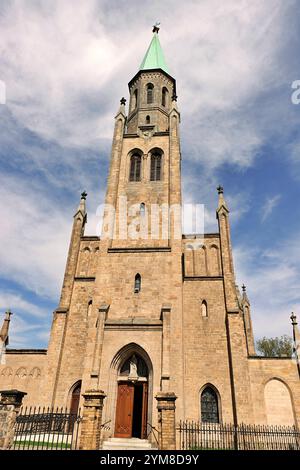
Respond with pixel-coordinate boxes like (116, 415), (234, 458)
(201, 386), (219, 423)
(201, 300), (208, 318)
(162, 87), (169, 107)
(140, 203), (145, 216)
(147, 83), (154, 104)
(131, 89), (138, 111)
(150, 152), (162, 181)
(129, 153), (142, 182)
(146, 115), (150, 124)
(134, 273), (141, 293)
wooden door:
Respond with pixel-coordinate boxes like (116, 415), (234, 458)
(70, 382), (81, 415)
(115, 383), (135, 438)
(141, 382), (148, 439)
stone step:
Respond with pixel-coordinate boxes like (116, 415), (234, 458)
(102, 438), (157, 450)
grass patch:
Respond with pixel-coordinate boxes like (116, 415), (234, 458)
(14, 440), (71, 449)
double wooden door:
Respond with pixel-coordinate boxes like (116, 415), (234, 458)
(114, 382), (148, 438)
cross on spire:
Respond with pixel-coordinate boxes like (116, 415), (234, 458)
(217, 185), (224, 195)
(152, 22), (160, 33)
(81, 191), (87, 200)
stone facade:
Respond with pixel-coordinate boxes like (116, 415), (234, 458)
(0, 30), (299, 449)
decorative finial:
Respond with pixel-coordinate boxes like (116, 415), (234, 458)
(81, 191), (87, 200)
(242, 284), (246, 293)
(120, 97), (126, 105)
(291, 312), (297, 325)
(152, 21), (160, 33)
(0, 310), (12, 345)
(172, 93), (178, 102)
(217, 185), (224, 195)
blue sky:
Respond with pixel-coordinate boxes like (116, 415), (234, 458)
(0, 0), (300, 348)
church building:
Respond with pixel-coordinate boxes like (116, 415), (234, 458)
(0, 27), (299, 446)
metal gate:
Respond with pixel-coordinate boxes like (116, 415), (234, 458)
(13, 406), (82, 450)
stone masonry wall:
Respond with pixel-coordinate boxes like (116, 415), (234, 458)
(0, 352), (46, 406)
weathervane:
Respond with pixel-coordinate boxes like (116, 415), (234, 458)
(152, 21), (160, 33)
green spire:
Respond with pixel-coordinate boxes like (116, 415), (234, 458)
(139, 27), (169, 74)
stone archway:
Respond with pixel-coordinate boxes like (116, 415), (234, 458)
(264, 378), (295, 426)
(70, 380), (82, 415)
(115, 354), (148, 439)
(107, 343), (153, 440)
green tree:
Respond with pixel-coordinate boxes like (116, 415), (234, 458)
(256, 335), (293, 357)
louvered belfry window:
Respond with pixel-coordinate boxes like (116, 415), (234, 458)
(129, 154), (142, 181)
(147, 83), (154, 104)
(150, 153), (162, 181)
(201, 387), (219, 423)
(162, 87), (168, 107)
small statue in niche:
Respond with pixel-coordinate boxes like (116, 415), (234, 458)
(128, 354), (138, 380)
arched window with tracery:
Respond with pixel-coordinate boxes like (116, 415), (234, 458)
(147, 83), (154, 104)
(150, 152), (162, 181)
(201, 386), (219, 423)
(129, 153), (142, 182)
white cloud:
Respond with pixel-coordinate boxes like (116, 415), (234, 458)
(0, 174), (70, 299)
(5, 314), (49, 349)
(234, 233), (300, 339)
(0, 292), (48, 318)
(261, 194), (281, 222)
(0, 0), (298, 166)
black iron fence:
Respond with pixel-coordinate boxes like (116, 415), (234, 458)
(177, 421), (300, 450)
(12, 406), (82, 450)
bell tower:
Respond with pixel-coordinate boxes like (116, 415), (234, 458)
(103, 25), (182, 248)
(127, 24), (176, 134)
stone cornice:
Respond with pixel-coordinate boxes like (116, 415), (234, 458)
(183, 233), (220, 239)
(81, 236), (100, 241)
(5, 349), (47, 355)
(248, 355), (292, 360)
(184, 276), (223, 281)
(108, 247), (171, 253)
(105, 318), (162, 331)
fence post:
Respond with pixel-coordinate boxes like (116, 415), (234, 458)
(155, 392), (177, 450)
(79, 389), (106, 450)
(0, 389), (27, 449)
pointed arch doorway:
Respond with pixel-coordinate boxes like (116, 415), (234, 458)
(114, 353), (149, 439)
